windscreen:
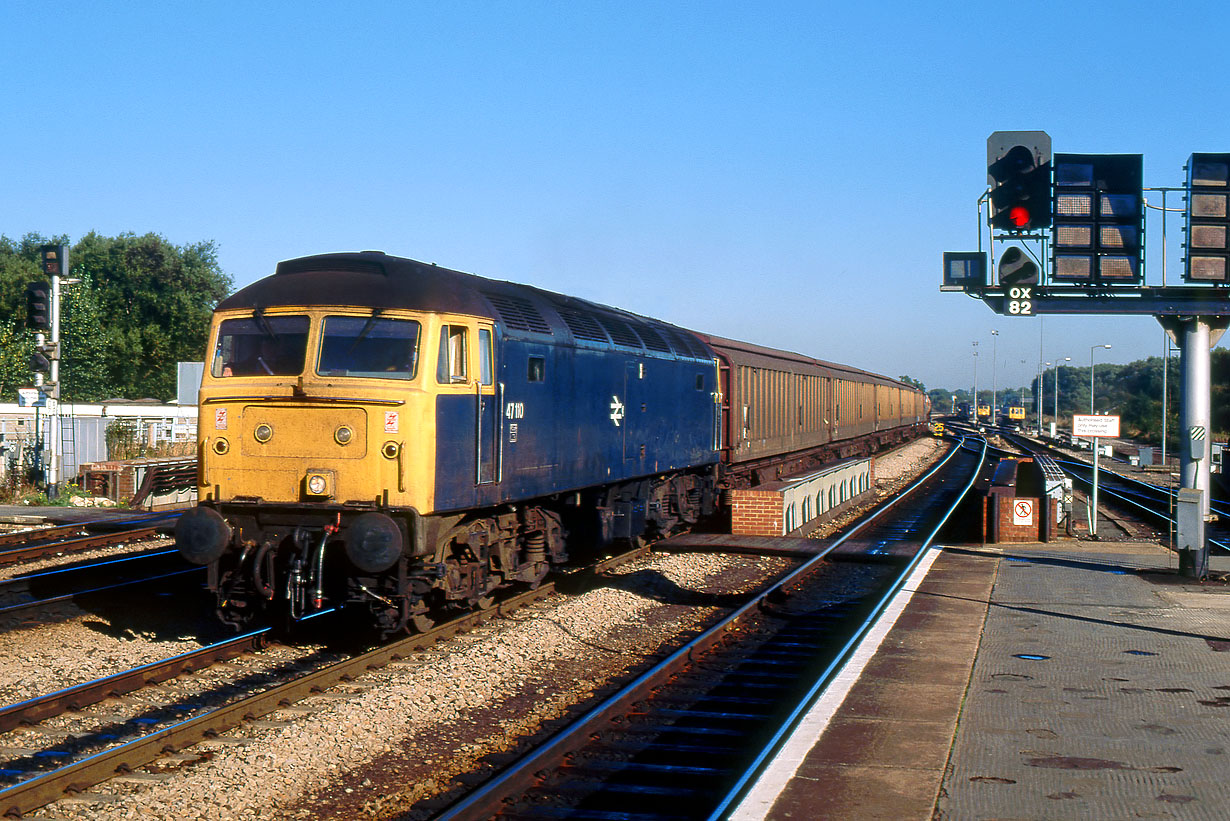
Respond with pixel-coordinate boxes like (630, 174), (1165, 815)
(212, 315), (310, 377)
(317, 315), (421, 380)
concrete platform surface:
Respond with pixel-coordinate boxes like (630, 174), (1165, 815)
(741, 540), (1230, 819)
(0, 504), (169, 525)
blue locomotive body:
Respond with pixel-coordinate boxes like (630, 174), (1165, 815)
(433, 323), (719, 513)
(178, 252), (725, 634)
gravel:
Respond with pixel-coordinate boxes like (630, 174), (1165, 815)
(34, 551), (790, 821)
(7, 437), (942, 821)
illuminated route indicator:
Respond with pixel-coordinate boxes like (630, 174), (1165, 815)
(1184, 153), (1230, 282)
(1052, 153), (1144, 285)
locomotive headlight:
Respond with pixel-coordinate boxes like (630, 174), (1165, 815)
(306, 473), (328, 495)
(335, 425), (353, 445)
(254, 423), (273, 443)
(213, 438), (230, 455)
(382, 441), (400, 459)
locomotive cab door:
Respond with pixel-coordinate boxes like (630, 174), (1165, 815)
(476, 324), (498, 486)
(435, 320), (499, 511)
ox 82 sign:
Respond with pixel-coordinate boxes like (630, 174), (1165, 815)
(1007, 286), (1033, 315)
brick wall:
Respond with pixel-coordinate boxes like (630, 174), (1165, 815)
(989, 495), (1057, 543)
(729, 488), (785, 536)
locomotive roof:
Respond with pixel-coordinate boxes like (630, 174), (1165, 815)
(216, 251), (716, 360)
(219, 252), (924, 391)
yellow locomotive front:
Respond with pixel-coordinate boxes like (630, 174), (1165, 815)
(198, 307), (432, 511)
(177, 289), (495, 633)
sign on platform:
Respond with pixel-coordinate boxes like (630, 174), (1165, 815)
(17, 388), (47, 407)
(1013, 498), (1034, 525)
(1073, 414), (1120, 438)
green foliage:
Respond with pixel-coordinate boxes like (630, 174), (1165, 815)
(898, 374), (925, 391)
(0, 231), (233, 402)
(928, 387), (953, 410)
(1027, 356), (1182, 448)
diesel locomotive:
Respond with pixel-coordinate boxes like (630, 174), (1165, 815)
(176, 251), (926, 634)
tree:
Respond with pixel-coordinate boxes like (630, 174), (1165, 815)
(899, 375), (925, 391)
(0, 231), (233, 402)
(928, 387), (953, 411)
(0, 233), (69, 399)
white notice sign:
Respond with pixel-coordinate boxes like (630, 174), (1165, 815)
(1073, 414), (1120, 438)
(1013, 498), (1034, 525)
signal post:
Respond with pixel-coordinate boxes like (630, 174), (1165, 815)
(23, 244), (68, 496)
(945, 136), (1230, 578)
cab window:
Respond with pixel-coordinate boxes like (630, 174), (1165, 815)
(317, 315), (421, 380)
(479, 328), (493, 386)
(437, 325), (468, 383)
(212, 315), (309, 377)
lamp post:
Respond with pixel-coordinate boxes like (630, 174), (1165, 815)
(1043, 361), (1052, 432)
(972, 341), (979, 423)
(991, 329), (999, 424)
(1053, 356), (1070, 437)
(1089, 344), (1112, 537)
(1090, 344), (1112, 414)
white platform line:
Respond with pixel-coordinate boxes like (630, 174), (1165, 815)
(729, 546), (944, 820)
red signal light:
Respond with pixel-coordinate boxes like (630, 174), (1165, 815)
(1009, 205), (1031, 227)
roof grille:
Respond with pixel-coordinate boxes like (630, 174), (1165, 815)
(557, 309), (609, 343)
(629, 321), (671, 353)
(596, 315), (644, 349)
(482, 292), (552, 334)
(664, 328), (709, 359)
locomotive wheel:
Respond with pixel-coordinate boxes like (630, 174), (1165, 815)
(408, 608), (436, 633)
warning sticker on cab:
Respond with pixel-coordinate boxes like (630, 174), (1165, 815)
(215, 408), (227, 430)
(384, 411), (399, 433)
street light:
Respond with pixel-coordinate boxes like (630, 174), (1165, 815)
(972, 341), (979, 421)
(991, 330), (999, 422)
(1043, 361), (1052, 432)
(1090, 344), (1112, 413)
(1088, 344), (1112, 539)
(1053, 356), (1071, 435)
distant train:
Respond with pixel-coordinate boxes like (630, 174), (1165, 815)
(175, 252), (928, 634)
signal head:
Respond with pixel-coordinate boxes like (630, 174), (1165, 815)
(988, 131), (1053, 233)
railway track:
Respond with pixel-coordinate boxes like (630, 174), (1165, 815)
(994, 431), (1204, 546)
(432, 436), (984, 820)
(0, 545), (652, 817)
(0, 513), (179, 567)
(0, 549), (201, 618)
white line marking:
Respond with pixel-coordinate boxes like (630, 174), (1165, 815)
(729, 546), (944, 820)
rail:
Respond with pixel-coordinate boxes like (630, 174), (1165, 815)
(0, 544), (650, 817)
(433, 435), (985, 820)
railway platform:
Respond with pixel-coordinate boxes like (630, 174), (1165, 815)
(733, 538), (1230, 820)
(0, 505), (167, 526)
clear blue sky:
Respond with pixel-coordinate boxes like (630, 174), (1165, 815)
(4, 1), (1226, 393)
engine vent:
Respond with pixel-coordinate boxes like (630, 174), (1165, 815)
(663, 328), (710, 359)
(557, 309), (610, 343)
(596, 314), (644, 349)
(628, 321), (672, 353)
(482, 292), (553, 334)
